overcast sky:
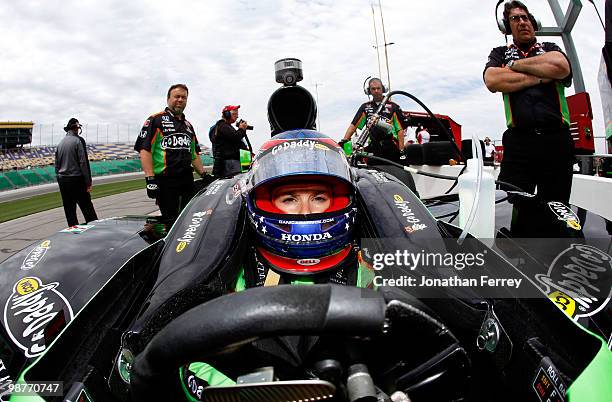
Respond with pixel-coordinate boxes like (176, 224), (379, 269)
(0, 0), (607, 152)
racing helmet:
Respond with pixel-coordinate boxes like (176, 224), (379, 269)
(245, 130), (357, 275)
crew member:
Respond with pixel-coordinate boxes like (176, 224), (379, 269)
(484, 137), (496, 163)
(210, 105), (251, 178)
(484, 1), (573, 232)
(135, 84), (206, 223)
(55, 117), (98, 227)
(416, 125), (430, 144)
(340, 78), (406, 163)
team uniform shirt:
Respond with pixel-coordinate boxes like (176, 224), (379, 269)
(134, 107), (201, 177)
(484, 42), (573, 129)
(351, 100), (407, 146)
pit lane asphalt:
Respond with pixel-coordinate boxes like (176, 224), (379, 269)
(0, 188), (158, 263)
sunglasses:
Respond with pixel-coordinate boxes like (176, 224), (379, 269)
(509, 14), (530, 23)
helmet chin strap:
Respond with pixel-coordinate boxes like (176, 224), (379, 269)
(264, 269), (281, 286)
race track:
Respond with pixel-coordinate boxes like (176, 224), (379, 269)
(0, 189), (158, 263)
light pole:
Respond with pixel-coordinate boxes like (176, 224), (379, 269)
(371, 4), (382, 79)
(378, 0), (393, 91)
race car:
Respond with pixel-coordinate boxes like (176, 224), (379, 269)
(0, 77), (610, 402)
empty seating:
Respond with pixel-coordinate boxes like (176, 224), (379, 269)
(1, 142), (212, 191)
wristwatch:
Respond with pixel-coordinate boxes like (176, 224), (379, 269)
(507, 59), (516, 70)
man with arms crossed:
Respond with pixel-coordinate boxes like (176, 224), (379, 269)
(484, 1), (573, 234)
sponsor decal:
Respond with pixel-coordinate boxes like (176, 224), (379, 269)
(0, 357), (14, 401)
(297, 258), (321, 266)
(186, 374), (204, 400)
(175, 210), (213, 253)
(281, 233), (332, 242)
(139, 130), (147, 138)
(535, 244), (612, 320)
(271, 139), (318, 155)
(548, 291), (576, 318)
(392, 194), (421, 224)
(204, 181), (224, 196)
(404, 223), (427, 234)
(21, 240), (51, 271)
(314, 143), (330, 151)
(226, 180), (245, 205)
(160, 133), (191, 150)
(162, 115), (170, 122)
(60, 225), (94, 234)
(3, 277), (74, 358)
(278, 218), (334, 225)
(548, 202), (581, 230)
(368, 170), (390, 183)
(183, 371), (206, 401)
(143, 119), (150, 128)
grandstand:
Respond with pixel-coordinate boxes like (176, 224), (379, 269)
(0, 122), (33, 149)
(0, 143), (212, 192)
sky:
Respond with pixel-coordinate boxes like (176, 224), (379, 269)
(0, 0), (607, 152)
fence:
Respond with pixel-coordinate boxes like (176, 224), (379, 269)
(27, 123), (151, 147)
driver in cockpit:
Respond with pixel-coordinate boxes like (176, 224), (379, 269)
(179, 131), (377, 400)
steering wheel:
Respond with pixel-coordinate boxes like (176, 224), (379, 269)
(129, 285), (469, 401)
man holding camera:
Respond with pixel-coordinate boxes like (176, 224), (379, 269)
(135, 84), (206, 223)
(210, 105), (252, 178)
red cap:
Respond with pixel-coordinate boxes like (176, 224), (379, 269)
(222, 105), (240, 112)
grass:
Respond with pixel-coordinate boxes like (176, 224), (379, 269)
(0, 179), (145, 223)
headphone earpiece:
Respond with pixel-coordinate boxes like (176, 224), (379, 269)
(498, 17), (510, 34)
(495, 1), (540, 34)
(222, 110), (231, 119)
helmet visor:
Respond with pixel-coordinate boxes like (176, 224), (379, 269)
(249, 138), (352, 189)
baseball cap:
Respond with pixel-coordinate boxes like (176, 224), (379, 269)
(222, 105), (240, 112)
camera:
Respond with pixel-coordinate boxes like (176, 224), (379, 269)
(274, 58), (303, 86)
(236, 119), (254, 130)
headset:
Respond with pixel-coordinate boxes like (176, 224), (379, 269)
(363, 76), (387, 96)
(495, 0), (541, 35)
(222, 109), (232, 119)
